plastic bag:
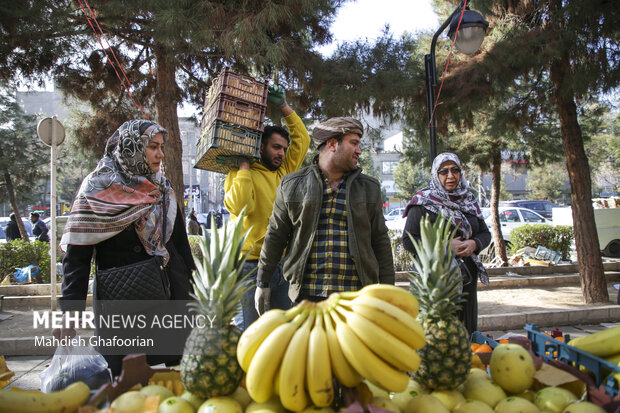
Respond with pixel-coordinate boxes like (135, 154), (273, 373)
(13, 265), (39, 282)
(39, 339), (111, 392)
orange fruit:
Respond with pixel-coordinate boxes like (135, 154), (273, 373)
(474, 344), (493, 353)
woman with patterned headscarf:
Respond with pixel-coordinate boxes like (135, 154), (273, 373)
(402, 152), (491, 334)
(58, 120), (195, 375)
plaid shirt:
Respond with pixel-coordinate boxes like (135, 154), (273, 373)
(301, 169), (362, 298)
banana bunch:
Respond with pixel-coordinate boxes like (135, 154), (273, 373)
(237, 284), (425, 412)
(0, 381), (90, 413)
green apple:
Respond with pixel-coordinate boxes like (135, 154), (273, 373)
(300, 407), (336, 412)
(372, 396), (401, 412)
(158, 397), (195, 413)
(140, 385), (175, 404)
(390, 379), (426, 410)
(453, 399), (494, 413)
(494, 396), (539, 413)
(467, 367), (491, 382)
(181, 391), (205, 410)
(244, 397), (287, 412)
(404, 394), (449, 413)
(562, 401), (606, 413)
(463, 378), (507, 408)
(230, 386), (251, 409)
(198, 396), (243, 413)
(364, 380), (390, 398)
(110, 391), (147, 413)
(534, 387), (578, 413)
(430, 389), (465, 411)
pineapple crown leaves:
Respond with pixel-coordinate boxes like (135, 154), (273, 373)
(407, 214), (466, 318)
(189, 208), (254, 323)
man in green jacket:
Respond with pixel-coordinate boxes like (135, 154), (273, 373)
(254, 117), (395, 313)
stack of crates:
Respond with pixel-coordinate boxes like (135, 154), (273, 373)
(194, 67), (269, 174)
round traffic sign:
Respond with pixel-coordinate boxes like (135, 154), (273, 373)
(37, 117), (65, 146)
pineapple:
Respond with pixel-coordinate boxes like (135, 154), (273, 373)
(407, 215), (471, 390)
(180, 211), (253, 399)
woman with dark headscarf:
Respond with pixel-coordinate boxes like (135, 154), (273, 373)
(58, 120), (195, 375)
(402, 152), (490, 334)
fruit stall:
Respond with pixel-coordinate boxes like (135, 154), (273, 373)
(1, 209), (619, 412)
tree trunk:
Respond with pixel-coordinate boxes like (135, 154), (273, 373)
(4, 172), (30, 241)
(550, 53), (608, 303)
(154, 44), (185, 217)
(489, 151), (507, 265)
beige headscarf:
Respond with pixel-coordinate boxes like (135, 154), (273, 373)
(312, 117), (363, 146)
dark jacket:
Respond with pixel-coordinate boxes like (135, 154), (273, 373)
(32, 218), (50, 242)
(402, 205), (491, 276)
(257, 165), (395, 302)
(5, 220), (21, 241)
(59, 207), (195, 311)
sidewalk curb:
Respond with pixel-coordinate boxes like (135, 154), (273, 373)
(396, 272), (620, 290)
(395, 262), (620, 281)
(478, 305), (620, 331)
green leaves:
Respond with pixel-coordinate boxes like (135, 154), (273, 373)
(408, 214), (465, 318)
(189, 208), (254, 322)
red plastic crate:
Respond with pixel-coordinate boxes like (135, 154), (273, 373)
(202, 94), (266, 132)
(207, 67), (268, 106)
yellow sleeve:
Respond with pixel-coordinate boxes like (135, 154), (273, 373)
(280, 111), (311, 175)
(224, 169), (255, 216)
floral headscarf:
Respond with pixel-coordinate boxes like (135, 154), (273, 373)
(60, 120), (177, 264)
(404, 152), (488, 284)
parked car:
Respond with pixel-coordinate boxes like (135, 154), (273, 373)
(482, 207), (549, 241)
(384, 207), (406, 222)
(0, 217), (34, 243)
(499, 200), (557, 219)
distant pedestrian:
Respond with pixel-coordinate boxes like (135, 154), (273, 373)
(186, 209), (202, 236)
(30, 212), (50, 242)
(5, 213), (21, 241)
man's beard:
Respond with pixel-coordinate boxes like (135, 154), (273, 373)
(261, 154), (281, 171)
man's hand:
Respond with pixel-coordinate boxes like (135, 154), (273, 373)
(255, 286), (271, 315)
(267, 85), (287, 107)
(216, 155), (251, 169)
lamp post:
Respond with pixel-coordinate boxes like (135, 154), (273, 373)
(425, 0), (489, 160)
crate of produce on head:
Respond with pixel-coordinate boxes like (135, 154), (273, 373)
(195, 68), (268, 174)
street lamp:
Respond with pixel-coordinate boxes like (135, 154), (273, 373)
(425, 0), (488, 160)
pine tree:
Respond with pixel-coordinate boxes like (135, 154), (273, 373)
(0, 85), (48, 240)
(0, 0), (344, 209)
(424, 0), (618, 302)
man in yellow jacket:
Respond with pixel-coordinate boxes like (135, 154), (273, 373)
(225, 85), (310, 330)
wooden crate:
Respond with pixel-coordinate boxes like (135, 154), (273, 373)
(206, 67), (268, 106)
(202, 94), (266, 132)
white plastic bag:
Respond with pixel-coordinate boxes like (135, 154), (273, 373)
(40, 338), (111, 393)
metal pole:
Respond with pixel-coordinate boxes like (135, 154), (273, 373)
(425, 53), (437, 160)
(188, 157), (193, 214)
(50, 116), (58, 311)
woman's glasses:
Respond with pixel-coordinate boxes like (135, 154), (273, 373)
(438, 167), (461, 176)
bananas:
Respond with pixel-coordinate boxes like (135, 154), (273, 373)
(245, 311), (306, 404)
(307, 312), (334, 407)
(329, 309), (409, 393)
(0, 381), (90, 413)
(238, 284), (425, 411)
(279, 312), (313, 411)
(322, 310), (362, 388)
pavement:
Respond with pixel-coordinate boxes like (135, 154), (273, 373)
(2, 262), (620, 391)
